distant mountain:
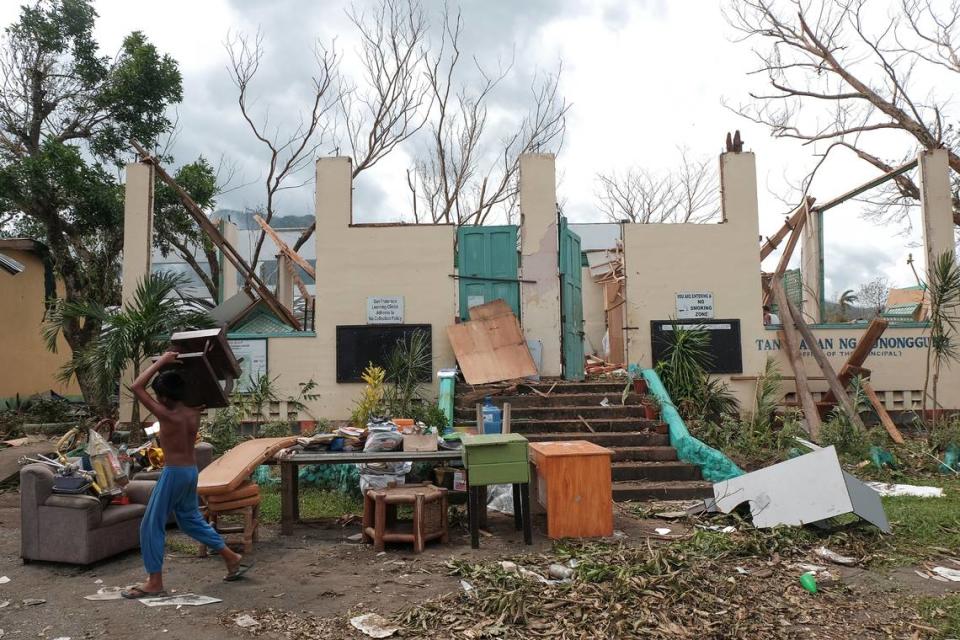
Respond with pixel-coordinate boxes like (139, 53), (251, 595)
(213, 209), (312, 230)
(822, 300), (880, 322)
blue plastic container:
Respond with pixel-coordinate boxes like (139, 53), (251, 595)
(481, 396), (502, 434)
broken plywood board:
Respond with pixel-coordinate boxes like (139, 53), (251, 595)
(712, 445), (889, 532)
(0, 441), (56, 484)
(449, 301), (537, 385)
(198, 437), (298, 496)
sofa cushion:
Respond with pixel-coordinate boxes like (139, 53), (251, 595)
(99, 503), (146, 527)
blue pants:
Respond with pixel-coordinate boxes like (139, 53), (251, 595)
(140, 465), (224, 574)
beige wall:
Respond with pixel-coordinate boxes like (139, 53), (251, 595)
(622, 150), (960, 410)
(0, 249), (79, 399)
(291, 157), (456, 418)
(119, 162), (155, 422)
(624, 152), (765, 392)
(751, 325), (959, 411)
(519, 154), (563, 377)
(582, 267), (606, 355)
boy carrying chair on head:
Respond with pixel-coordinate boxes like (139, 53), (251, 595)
(122, 350), (253, 599)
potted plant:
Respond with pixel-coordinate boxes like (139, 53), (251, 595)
(632, 376), (648, 396)
(641, 393), (661, 421)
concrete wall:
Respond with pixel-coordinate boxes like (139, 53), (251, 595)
(622, 150), (960, 410)
(256, 157), (457, 419)
(581, 267), (606, 355)
(623, 152), (765, 404)
(519, 154), (563, 377)
(0, 247), (79, 399)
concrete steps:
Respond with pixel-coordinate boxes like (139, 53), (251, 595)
(454, 404), (646, 420)
(613, 480), (715, 502)
(455, 378), (712, 502)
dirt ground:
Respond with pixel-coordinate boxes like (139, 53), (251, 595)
(1, 491), (959, 640)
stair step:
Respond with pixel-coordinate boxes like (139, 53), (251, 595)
(470, 418), (666, 434)
(612, 480), (714, 502)
(454, 404), (645, 420)
(525, 431), (670, 447)
(611, 461), (702, 482)
(610, 446), (678, 462)
(455, 393), (645, 410)
(457, 380), (629, 396)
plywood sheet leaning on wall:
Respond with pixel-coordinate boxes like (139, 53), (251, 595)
(448, 300), (538, 384)
(198, 437), (298, 496)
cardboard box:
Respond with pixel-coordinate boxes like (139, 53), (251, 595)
(403, 433), (438, 452)
(453, 470), (467, 492)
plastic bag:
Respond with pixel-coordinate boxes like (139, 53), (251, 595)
(486, 484), (515, 515)
(364, 431), (403, 452)
(360, 473), (405, 494)
(87, 428), (127, 489)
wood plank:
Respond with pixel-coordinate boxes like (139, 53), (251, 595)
(198, 437), (298, 496)
(821, 319), (888, 405)
(763, 200), (809, 306)
(604, 280), (625, 363)
(254, 214), (316, 279)
(130, 140), (302, 330)
(782, 295), (867, 432)
(862, 382), (906, 445)
(772, 280), (822, 439)
(760, 199), (812, 261)
(449, 301), (537, 384)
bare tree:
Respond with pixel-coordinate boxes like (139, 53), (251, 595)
(597, 150), (720, 223)
(292, 0), (434, 251)
(406, 8), (568, 226)
(726, 0), (960, 228)
(857, 276), (891, 315)
(226, 29), (339, 267)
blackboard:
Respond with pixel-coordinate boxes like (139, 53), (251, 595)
(336, 324), (433, 383)
(650, 319), (743, 374)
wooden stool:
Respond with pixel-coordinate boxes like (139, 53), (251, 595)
(362, 483), (449, 553)
(200, 499), (260, 554)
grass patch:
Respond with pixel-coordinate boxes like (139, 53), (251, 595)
(877, 478), (960, 566)
(166, 538), (199, 555)
(258, 486), (362, 524)
(918, 594), (960, 639)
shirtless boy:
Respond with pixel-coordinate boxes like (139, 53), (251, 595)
(122, 350), (252, 598)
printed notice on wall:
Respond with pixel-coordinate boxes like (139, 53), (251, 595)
(675, 292), (715, 319)
(367, 296), (404, 324)
(228, 339), (267, 392)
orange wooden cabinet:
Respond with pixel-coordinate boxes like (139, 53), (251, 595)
(528, 441), (614, 539)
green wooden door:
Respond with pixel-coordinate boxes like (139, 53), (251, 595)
(457, 225), (520, 320)
(559, 217), (584, 380)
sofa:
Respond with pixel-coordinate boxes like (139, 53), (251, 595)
(20, 464), (155, 565)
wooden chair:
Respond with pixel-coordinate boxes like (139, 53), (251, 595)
(362, 483), (449, 553)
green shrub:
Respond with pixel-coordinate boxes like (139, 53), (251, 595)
(202, 406), (246, 455)
(258, 420), (294, 438)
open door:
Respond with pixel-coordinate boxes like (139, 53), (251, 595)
(559, 217), (584, 380)
(456, 225), (520, 320)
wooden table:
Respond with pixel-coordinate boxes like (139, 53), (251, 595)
(279, 450), (461, 535)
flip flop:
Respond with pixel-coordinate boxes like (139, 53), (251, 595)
(121, 586), (167, 599)
(224, 559), (255, 582)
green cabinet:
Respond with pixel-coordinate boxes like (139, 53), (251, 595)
(461, 434), (530, 484)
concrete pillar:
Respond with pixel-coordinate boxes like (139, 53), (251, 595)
(719, 152), (760, 233)
(219, 219), (239, 302)
(918, 149), (956, 273)
(316, 157), (354, 232)
(519, 154), (562, 377)
(277, 254), (294, 310)
(120, 163), (155, 423)
(800, 209), (823, 323)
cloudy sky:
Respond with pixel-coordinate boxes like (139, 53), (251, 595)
(1, 0), (947, 298)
